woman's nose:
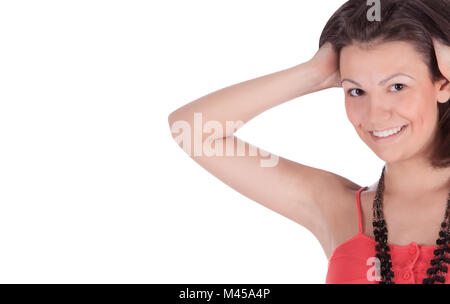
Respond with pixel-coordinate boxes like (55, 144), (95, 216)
(366, 97), (394, 123)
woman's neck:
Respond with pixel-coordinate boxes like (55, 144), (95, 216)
(377, 159), (450, 199)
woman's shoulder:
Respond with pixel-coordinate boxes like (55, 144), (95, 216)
(322, 181), (374, 259)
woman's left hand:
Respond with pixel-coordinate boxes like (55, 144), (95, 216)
(433, 38), (450, 81)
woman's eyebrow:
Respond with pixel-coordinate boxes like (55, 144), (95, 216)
(341, 73), (416, 87)
(378, 73), (416, 85)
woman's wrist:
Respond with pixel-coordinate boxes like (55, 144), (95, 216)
(290, 61), (332, 96)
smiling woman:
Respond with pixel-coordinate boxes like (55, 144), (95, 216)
(168, 0), (450, 285)
(339, 40), (445, 159)
(319, 0), (450, 169)
(318, 0), (450, 284)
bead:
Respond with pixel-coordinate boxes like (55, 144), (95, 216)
(434, 248), (443, 255)
(436, 276), (445, 283)
(371, 168), (450, 285)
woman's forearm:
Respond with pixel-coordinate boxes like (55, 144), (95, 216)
(168, 61), (325, 141)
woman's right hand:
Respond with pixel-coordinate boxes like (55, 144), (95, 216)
(308, 42), (342, 90)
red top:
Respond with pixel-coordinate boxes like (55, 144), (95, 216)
(326, 186), (449, 284)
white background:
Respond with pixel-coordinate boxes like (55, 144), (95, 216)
(0, 0), (385, 283)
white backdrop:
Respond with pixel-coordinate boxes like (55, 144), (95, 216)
(0, 0), (385, 283)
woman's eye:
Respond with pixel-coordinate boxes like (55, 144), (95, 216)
(390, 83), (406, 92)
(347, 84), (406, 97)
(348, 88), (364, 97)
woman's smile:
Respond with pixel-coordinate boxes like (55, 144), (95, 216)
(369, 124), (409, 143)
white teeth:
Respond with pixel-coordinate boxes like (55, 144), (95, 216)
(372, 125), (404, 138)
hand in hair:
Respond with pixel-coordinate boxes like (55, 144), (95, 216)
(309, 42), (342, 89)
(433, 38), (450, 81)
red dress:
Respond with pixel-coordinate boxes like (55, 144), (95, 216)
(326, 186), (449, 284)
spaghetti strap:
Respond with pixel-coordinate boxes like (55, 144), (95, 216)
(356, 186), (369, 234)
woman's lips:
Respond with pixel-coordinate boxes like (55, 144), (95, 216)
(370, 124), (408, 143)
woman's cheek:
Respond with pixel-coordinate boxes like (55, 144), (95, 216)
(398, 91), (425, 117)
(345, 99), (364, 127)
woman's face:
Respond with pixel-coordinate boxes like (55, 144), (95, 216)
(340, 40), (449, 163)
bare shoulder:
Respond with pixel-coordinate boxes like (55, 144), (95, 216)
(169, 128), (364, 259)
(310, 171), (363, 259)
(323, 181), (377, 260)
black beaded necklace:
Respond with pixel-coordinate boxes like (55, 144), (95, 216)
(372, 165), (450, 284)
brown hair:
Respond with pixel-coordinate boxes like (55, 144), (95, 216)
(319, 0), (450, 169)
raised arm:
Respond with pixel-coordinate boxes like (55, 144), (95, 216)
(168, 43), (341, 141)
(168, 43), (359, 259)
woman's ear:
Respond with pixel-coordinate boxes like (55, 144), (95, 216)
(436, 77), (450, 104)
